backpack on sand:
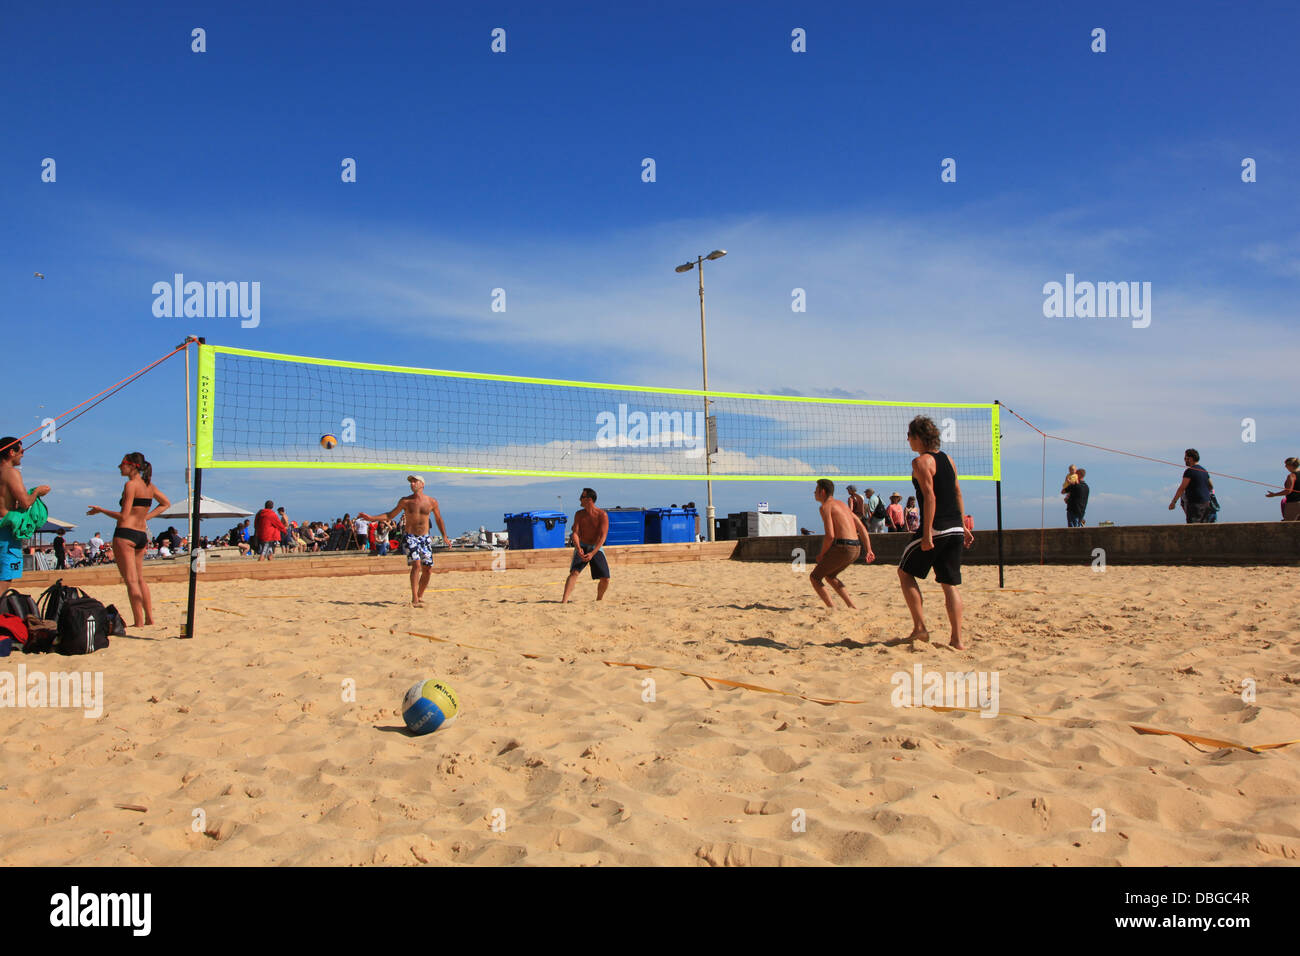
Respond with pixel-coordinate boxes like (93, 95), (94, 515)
(0, 587), (38, 621)
(55, 596), (110, 655)
(38, 579), (89, 622)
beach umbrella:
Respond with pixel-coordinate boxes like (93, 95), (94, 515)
(29, 516), (76, 546)
(156, 495), (254, 521)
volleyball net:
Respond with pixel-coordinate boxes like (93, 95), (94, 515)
(195, 344), (1001, 482)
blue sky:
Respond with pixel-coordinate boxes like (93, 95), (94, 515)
(3, 1), (1297, 540)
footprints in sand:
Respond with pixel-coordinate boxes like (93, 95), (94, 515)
(7, 563), (1300, 866)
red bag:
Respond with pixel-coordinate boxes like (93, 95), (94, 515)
(0, 612), (28, 644)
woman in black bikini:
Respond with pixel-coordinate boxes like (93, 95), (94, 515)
(86, 452), (170, 627)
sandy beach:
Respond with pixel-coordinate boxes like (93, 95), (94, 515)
(2, 560), (1297, 866)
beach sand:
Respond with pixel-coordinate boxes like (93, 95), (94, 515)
(2, 560), (1297, 866)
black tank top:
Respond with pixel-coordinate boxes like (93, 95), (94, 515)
(1287, 475), (1300, 503)
(912, 451), (963, 530)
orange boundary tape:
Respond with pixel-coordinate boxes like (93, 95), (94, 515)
(373, 626), (1297, 755)
(601, 662), (1298, 754)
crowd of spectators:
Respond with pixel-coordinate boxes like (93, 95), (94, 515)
(205, 509), (413, 558)
(26, 510), (419, 570)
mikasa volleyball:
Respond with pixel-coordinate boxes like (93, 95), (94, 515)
(402, 679), (460, 735)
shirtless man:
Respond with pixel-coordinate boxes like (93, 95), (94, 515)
(0, 437), (51, 582)
(811, 478), (875, 608)
(358, 475), (448, 606)
(562, 487), (610, 603)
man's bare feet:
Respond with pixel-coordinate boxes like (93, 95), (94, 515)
(884, 628), (930, 647)
(948, 636), (966, 650)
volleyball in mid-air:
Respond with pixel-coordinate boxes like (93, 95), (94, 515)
(320, 434), (338, 449)
(402, 679), (460, 735)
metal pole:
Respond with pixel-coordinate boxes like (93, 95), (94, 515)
(184, 341), (194, 548)
(184, 466), (202, 639)
(697, 256), (715, 542)
(182, 336), (205, 639)
(994, 399), (1005, 588)
(996, 479), (1005, 589)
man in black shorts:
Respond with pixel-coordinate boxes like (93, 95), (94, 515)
(562, 487), (610, 602)
(895, 415), (975, 649)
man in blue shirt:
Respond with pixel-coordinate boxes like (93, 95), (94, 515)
(1169, 449), (1215, 523)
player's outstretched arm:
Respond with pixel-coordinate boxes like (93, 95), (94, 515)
(359, 501), (404, 523)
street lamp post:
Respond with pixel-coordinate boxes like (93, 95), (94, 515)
(675, 249), (727, 542)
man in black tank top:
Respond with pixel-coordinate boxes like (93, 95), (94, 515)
(895, 416), (975, 649)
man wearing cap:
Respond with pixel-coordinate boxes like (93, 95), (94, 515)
(886, 492), (904, 532)
(846, 485), (866, 525)
(358, 475), (449, 606)
(863, 487), (887, 534)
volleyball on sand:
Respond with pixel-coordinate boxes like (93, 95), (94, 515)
(402, 679), (460, 735)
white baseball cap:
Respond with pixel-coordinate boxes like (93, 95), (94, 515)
(407, 474), (425, 484)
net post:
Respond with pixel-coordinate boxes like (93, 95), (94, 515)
(995, 478), (1005, 589)
(183, 336), (206, 639)
(183, 467), (202, 638)
(993, 401), (1004, 589)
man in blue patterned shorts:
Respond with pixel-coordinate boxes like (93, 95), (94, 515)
(359, 475), (449, 606)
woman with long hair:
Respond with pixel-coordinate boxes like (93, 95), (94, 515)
(86, 452), (170, 627)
